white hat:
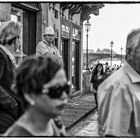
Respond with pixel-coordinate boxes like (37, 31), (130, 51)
(44, 26), (55, 36)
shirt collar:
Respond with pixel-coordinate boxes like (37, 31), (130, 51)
(0, 45), (15, 61)
(43, 40), (53, 47)
(124, 61), (140, 83)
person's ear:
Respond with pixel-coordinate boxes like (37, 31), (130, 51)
(126, 48), (133, 61)
(24, 93), (35, 106)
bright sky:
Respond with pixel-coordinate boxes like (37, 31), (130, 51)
(83, 3), (140, 55)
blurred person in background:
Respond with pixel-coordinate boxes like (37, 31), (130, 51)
(0, 21), (24, 134)
(104, 62), (109, 73)
(98, 28), (140, 136)
(106, 68), (111, 77)
(36, 26), (63, 65)
(90, 63), (107, 107)
(4, 55), (70, 136)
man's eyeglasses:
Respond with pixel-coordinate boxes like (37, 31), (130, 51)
(44, 81), (71, 99)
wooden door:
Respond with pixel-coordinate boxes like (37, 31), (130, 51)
(23, 11), (36, 55)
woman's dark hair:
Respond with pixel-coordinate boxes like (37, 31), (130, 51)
(93, 63), (104, 76)
(12, 55), (62, 107)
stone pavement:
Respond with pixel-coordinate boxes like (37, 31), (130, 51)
(74, 111), (98, 136)
(61, 93), (96, 130)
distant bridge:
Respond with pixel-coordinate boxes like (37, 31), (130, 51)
(83, 52), (125, 67)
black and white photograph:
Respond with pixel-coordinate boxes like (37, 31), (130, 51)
(0, 1), (139, 137)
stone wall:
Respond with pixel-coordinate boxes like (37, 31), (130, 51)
(82, 70), (91, 95)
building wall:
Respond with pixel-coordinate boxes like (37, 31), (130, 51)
(41, 3), (48, 39)
(72, 14), (81, 25)
(0, 3), (11, 21)
(42, 3), (83, 96)
(63, 9), (69, 20)
(0, 2), (84, 96)
(61, 4), (83, 95)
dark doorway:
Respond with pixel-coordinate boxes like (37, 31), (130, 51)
(72, 41), (80, 91)
(23, 11), (36, 55)
(12, 3), (37, 55)
(61, 39), (69, 79)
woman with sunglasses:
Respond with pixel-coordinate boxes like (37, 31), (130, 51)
(4, 55), (70, 136)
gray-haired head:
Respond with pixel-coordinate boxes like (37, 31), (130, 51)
(125, 28), (140, 61)
(0, 21), (22, 45)
(125, 28), (140, 74)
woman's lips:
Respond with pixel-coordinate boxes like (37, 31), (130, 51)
(56, 104), (66, 110)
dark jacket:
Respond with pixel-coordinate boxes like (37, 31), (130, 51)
(90, 73), (107, 91)
(0, 48), (24, 133)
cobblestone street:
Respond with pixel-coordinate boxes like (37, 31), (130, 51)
(62, 93), (96, 129)
(67, 110), (98, 137)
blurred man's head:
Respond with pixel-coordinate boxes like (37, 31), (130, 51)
(44, 26), (55, 44)
(125, 28), (140, 74)
(0, 21), (22, 53)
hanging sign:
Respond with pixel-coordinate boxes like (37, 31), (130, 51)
(61, 24), (70, 38)
(72, 28), (81, 40)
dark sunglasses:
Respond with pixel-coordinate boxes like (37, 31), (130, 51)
(45, 81), (71, 99)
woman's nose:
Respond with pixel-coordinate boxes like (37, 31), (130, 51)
(60, 91), (68, 100)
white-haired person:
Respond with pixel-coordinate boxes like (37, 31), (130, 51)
(36, 26), (63, 65)
(4, 55), (70, 136)
(0, 21), (24, 134)
(98, 28), (140, 136)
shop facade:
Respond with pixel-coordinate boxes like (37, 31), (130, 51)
(0, 2), (104, 96)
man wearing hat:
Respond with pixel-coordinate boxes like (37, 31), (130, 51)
(36, 26), (63, 65)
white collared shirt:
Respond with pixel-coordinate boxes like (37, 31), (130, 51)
(36, 40), (62, 58)
(98, 61), (140, 136)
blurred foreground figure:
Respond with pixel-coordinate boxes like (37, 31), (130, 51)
(0, 21), (24, 134)
(98, 28), (140, 137)
(4, 55), (70, 136)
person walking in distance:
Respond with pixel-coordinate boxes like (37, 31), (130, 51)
(98, 28), (140, 136)
(36, 26), (63, 65)
(90, 63), (107, 108)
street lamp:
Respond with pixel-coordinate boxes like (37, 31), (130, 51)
(84, 20), (91, 70)
(110, 41), (114, 67)
(121, 47), (123, 63)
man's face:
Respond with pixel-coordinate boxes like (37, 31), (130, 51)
(44, 34), (55, 44)
(132, 46), (140, 74)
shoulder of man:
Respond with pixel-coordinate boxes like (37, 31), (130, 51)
(36, 40), (50, 55)
(99, 70), (119, 87)
(37, 40), (49, 47)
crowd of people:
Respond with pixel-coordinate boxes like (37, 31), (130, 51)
(0, 20), (140, 137)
